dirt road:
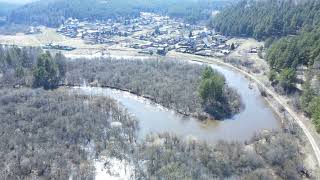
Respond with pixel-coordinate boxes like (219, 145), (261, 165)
(168, 51), (320, 167)
(1, 29), (319, 167)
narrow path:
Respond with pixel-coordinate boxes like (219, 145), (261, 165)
(169, 52), (320, 167)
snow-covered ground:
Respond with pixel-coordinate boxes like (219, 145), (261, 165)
(95, 157), (134, 180)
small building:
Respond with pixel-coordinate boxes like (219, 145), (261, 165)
(249, 48), (258, 53)
(157, 47), (168, 56)
(195, 50), (212, 56)
(221, 49), (230, 55)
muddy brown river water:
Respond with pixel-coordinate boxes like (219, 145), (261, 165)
(71, 63), (281, 143)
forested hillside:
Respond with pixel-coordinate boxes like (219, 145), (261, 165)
(0, 2), (18, 16)
(212, 0), (320, 132)
(161, 0), (230, 24)
(8, 0), (142, 27)
(7, 0), (231, 27)
(212, 0), (320, 39)
(267, 28), (320, 132)
(267, 29), (320, 73)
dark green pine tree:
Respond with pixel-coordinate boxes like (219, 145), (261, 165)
(33, 52), (60, 90)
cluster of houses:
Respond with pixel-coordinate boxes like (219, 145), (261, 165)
(56, 12), (234, 57)
(132, 28), (232, 57)
(130, 13), (233, 57)
(56, 14), (156, 45)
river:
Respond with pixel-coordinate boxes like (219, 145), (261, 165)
(71, 62), (280, 143)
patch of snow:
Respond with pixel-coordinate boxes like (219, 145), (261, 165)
(110, 121), (123, 128)
(95, 157), (134, 180)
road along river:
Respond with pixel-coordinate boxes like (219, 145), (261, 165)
(70, 62), (281, 144)
(170, 52), (320, 167)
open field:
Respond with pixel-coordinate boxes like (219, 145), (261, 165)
(0, 28), (64, 46)
(0, 28), (105, 53)
(226, 38), (269, 81)
(0, 28), (154, 58)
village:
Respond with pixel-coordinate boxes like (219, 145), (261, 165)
(56, 12), (234, 57)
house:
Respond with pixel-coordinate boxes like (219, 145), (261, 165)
(157, 47), (168, 56)
(249, 48), (258, 53)
(217, 44), (227, 49)
(214, 34), (228, 43)
(202, 38), (211, 48)
(159, 27), (169, 35)
(221, 49), (230, 55)
(176, 47), (187, 53)
(138, 49), (154, 55)
(195, 50), (212, 56)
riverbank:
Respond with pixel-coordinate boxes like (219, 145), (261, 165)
(0, 45), (318, 178)
(0, 30), (319, 176)
(0, 88), (138, 180)
(0, 86), (316, 179)
(65, 58), (242, 121)
(167, 42), (320, 171)
(70, 83), (279, 143)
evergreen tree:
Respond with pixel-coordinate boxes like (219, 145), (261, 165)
(198, 67), (232, 119)
(300, 79), (315, 112)
(230, 43), (235, 50)
(277, 68), (296, 93)
(212, 0), (320, 40)
(33, 52), (60, 90)
(189, 31), (193, 38)
(308, 97), (320, 132)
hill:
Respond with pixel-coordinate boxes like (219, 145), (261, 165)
(212, 0), (320, 133)
(212, 0), (320, 39)
(0, 0), (38, 4)
(7, 0), (231, 27)
(0, 2), (19, 16)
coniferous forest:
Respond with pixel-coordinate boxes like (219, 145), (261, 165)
(6, 0), (230, 27)
(212, 0), (320, 132)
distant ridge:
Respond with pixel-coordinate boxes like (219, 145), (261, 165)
(0, 0), (39, 5)
(212, 0), (320, 39)
(7, 0), (232, 27)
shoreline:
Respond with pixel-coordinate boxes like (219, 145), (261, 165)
(168, 51), (320, 167)
(1, 29), (318, 167)
(68, 50), (319, 167)
(63, 84), (217, 121)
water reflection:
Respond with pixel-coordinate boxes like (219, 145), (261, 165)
(71, 63), (280, 143)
